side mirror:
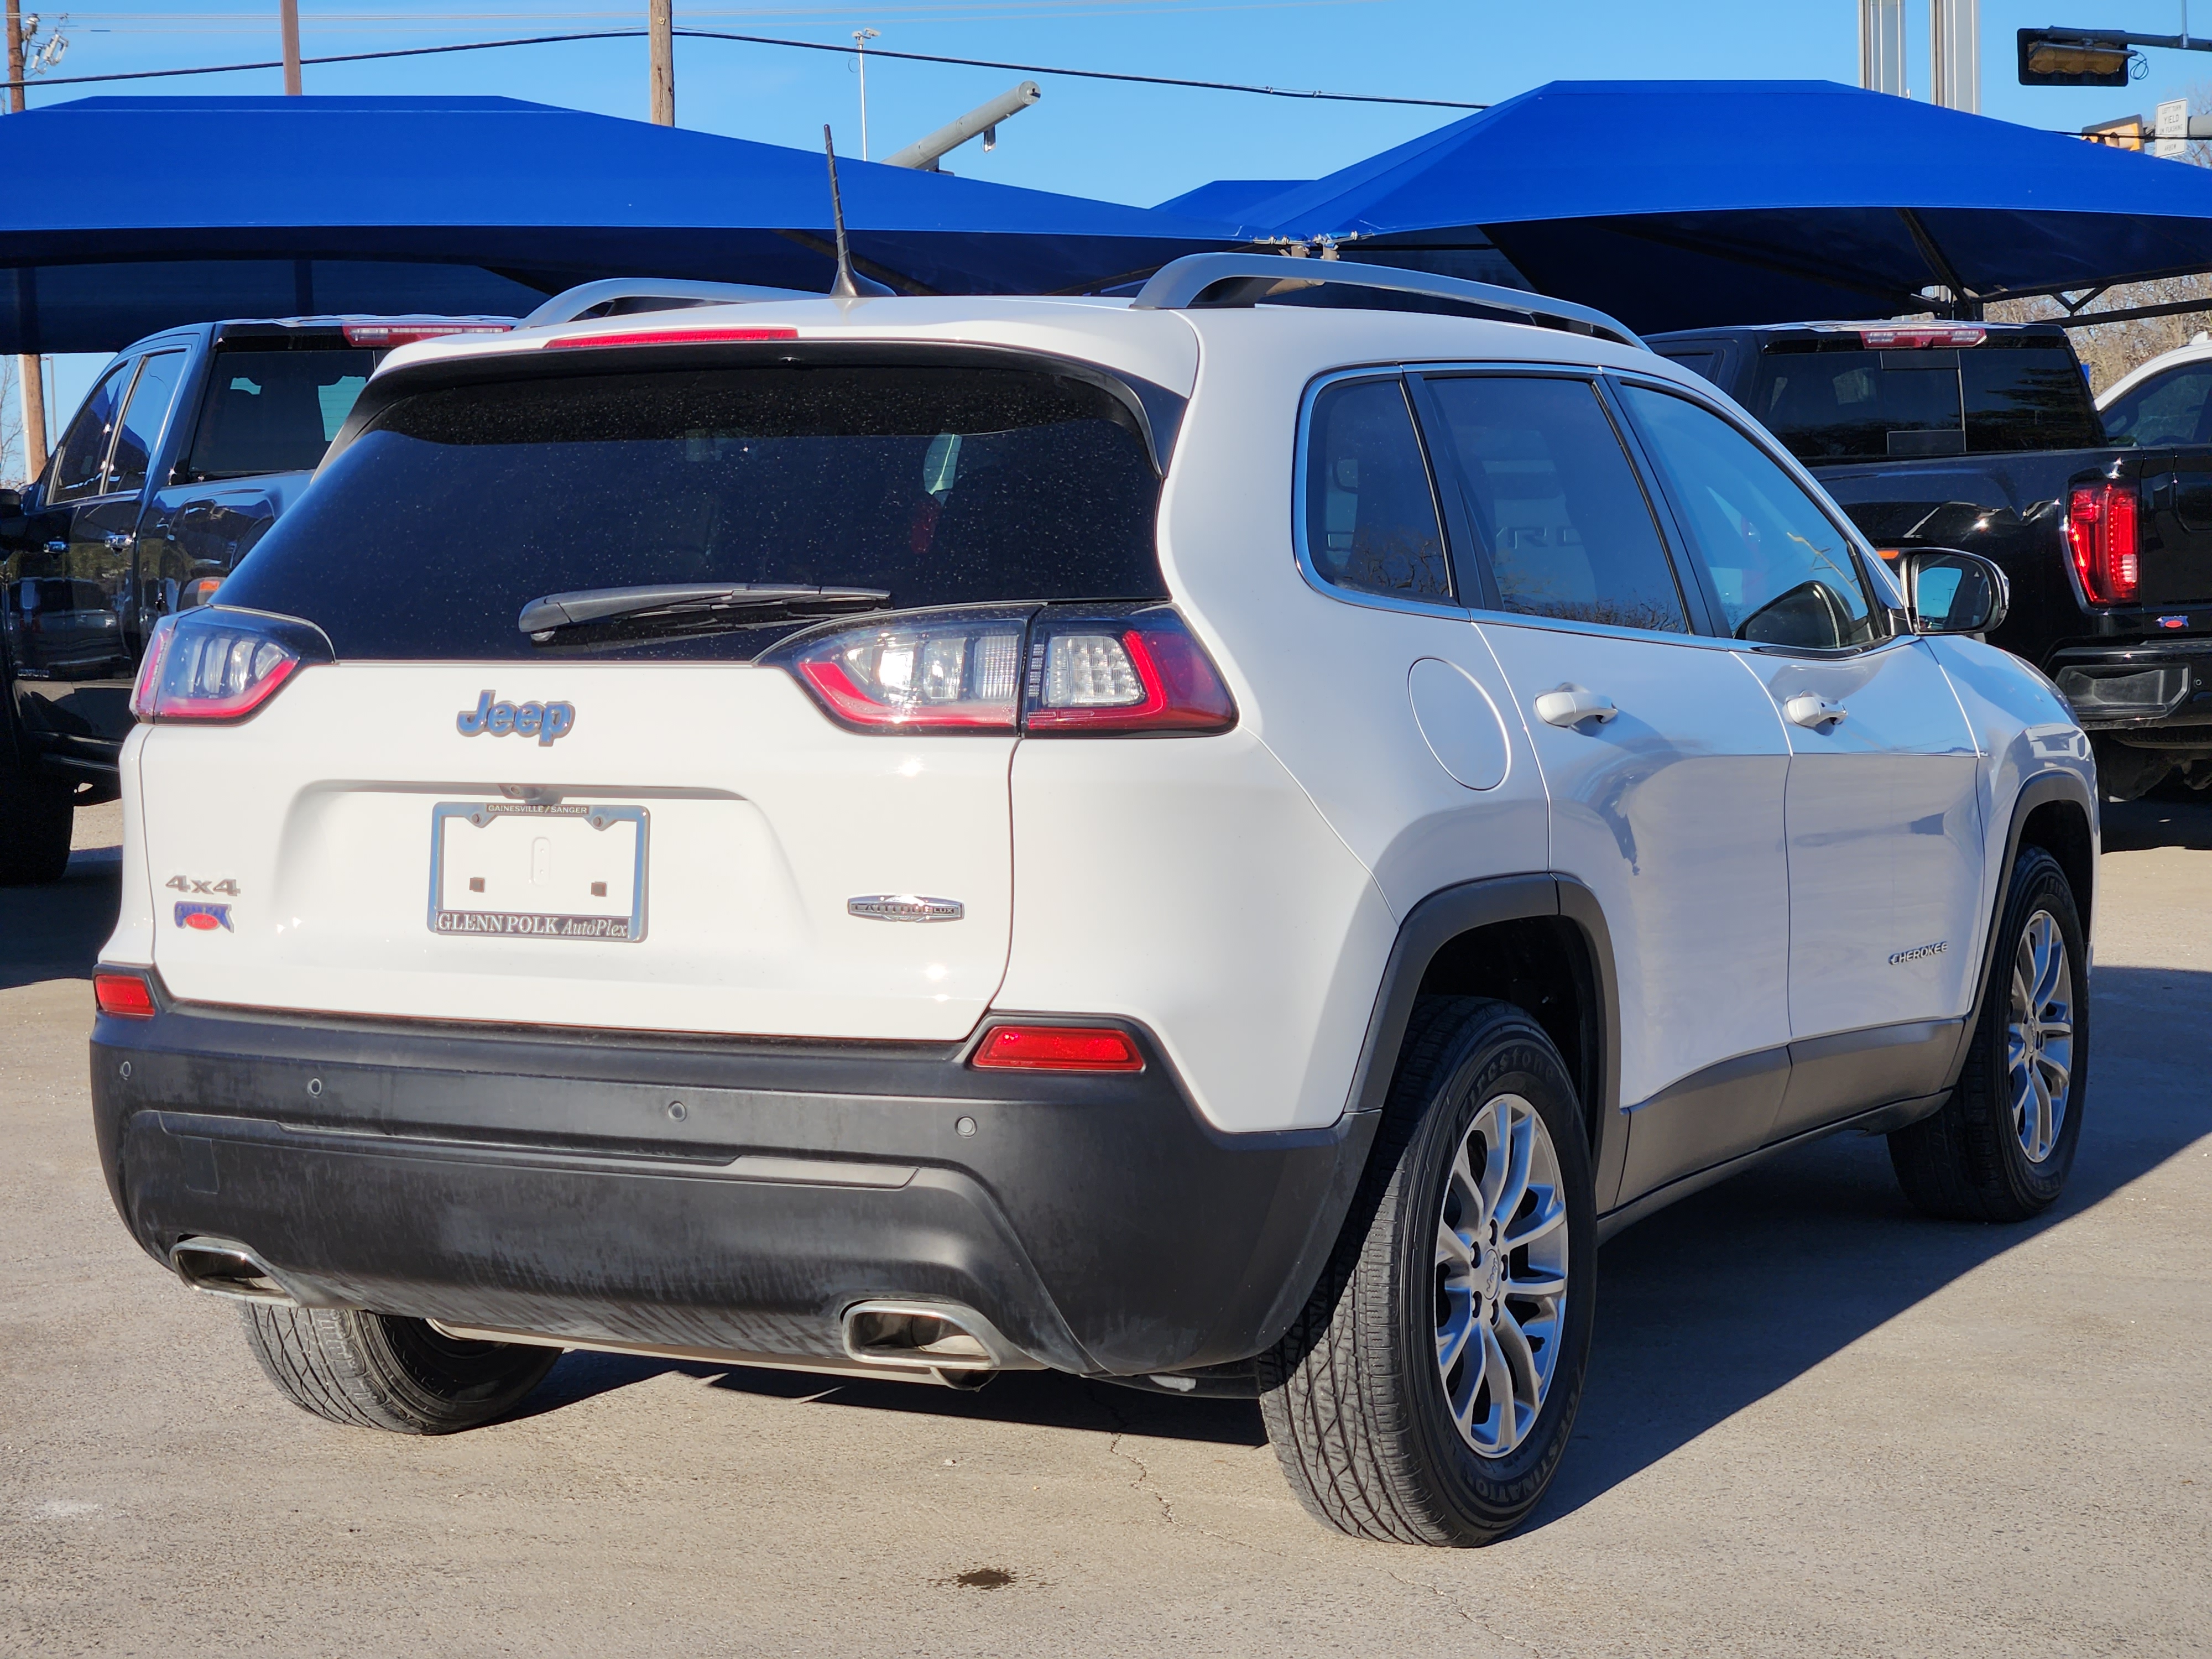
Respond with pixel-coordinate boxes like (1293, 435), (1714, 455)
(0, 487), (21, 515)
(1898, 548), (2008, 637)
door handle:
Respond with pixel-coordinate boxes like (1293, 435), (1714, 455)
(1785, 693), (1848, 729)
(1534, 686), (1619, 728)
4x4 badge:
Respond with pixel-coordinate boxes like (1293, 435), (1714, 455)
(457, 691), (576, 746)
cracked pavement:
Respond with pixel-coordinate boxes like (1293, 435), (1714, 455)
(3, 797), (2208, 1657)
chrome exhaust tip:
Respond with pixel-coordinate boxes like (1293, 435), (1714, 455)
(840, 1299), (1035, 1375)
(169, 1237), (298, 1305)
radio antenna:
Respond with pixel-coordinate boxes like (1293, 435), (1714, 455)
(823, 124), (867, 299)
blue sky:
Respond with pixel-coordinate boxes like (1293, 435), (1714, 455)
(23, 0), (2212, 440)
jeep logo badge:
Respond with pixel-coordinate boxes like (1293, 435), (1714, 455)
(457, 691), (575, 747)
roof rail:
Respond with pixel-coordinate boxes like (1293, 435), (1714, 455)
(523, 278), (817, 328)
(1128, 253), (1645, 350)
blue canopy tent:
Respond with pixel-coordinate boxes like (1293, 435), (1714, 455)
(0, 95), (1241, 353)
(1161, 81), (2212, 335)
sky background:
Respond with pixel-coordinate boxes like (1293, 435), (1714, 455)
(20, 0), (2212, 440)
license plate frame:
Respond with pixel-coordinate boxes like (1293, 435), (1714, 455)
(427, 801), (649, 943)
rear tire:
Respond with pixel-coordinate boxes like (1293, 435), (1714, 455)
(0, 770), (73, 886)
(239, 1303), (559, 1433)
(1258, 997), (1597, 1546)
(1888, 846), (2087, 1223)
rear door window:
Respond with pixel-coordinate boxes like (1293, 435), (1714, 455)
(1621, 384), (1879, 651)
(1420, 374), (1689, 633)
(184, 347), (380, 480)
(2101, 362), (2212, 447)
(105, 349), (188, 496)
(1301, 376), (1453, 602)
(216, 363), (1166, 661)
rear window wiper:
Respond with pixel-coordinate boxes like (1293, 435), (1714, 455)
(519, 582), (891, 641)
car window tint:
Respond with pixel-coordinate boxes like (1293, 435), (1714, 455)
(1750, 348), (1963, 462)
(1961, 346), (2105, 451)
(2102, 363), (2212, 447)
(185, 347), (380, 479)
(1423, 375), (1687, 633)
(216, 364), (1166, 662)
(105, 350), (188, 497)
(1655, 348), (1723, 387)
(1621, 384), (1879, 651)
(1302, 377), (1452, 602)
(49, 361), (134, 503)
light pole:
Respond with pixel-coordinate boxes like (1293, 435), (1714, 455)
(853, 28), (879, 160)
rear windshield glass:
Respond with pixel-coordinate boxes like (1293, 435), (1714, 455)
(1749, 341), (2103, 462)
(216, 364), (1165, 660)
(185, 347), (380, 481)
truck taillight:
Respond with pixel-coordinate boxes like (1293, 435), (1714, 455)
(776, 607), (1237, 737)
(2067, 482), (2140, 605)
(132, 607), (333, 723)
(342, 323), (513, 347)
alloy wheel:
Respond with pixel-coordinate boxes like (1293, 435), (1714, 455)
(2007, 908), (2074, 1164)
(1433, 1092), (1570, 1458)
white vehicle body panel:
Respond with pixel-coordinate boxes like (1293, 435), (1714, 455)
(137, 665), (1016, 1040)
(103, 289), (2096, 1154)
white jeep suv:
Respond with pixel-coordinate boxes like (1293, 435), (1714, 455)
(90, 256), (2095, 1546)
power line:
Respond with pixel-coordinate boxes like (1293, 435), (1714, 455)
(1, 23), (1489, 108)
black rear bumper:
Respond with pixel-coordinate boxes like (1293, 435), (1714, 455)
(2047, 639), (2212, 738)
(90, 995), (1373, 1378)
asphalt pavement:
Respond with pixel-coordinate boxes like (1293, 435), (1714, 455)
(4, 796), (2208, 1657)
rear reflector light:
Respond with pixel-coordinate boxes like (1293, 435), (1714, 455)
(971, 1025), (1144, 1072)
(1859, 326), (1987, 349)
(546, 326), (800, 349)
(776, 607), (1238, 736)
(94, 973), (155, 1019)
(342, 322), (513, 347)
(132, 607), (332, 723)
(2067, 482), (2140, 604)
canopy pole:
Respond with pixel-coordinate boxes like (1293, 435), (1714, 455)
(279, 0), (301, 95)
(648, 0), (674, 125)
(1898, 208), (1981, 320)
(3, 0), (40, 480)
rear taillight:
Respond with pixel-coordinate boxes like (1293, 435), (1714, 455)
(1858, 326), (1987, 348)
(132, 607), (332, 723)
(2067, 482), (2140, 605)
(1023, 613), (1237, 733)
(776, 607), (1237, 736)
(546, 326), (800, 350)
(93, 972), (155, 1019)
(971, 1024), (1145, 1072)
(787, 613), (1027, 731)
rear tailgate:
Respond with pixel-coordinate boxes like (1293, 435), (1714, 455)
(134, 342), (1176, 1040)
(142, 664), (1013, 1039)
(2131, 448), (2212, 608)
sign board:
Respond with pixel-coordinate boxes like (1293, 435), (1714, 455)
(2157, 97), (2189, 160)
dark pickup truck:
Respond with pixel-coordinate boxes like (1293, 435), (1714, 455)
(1650, 320), (2212, 800)
(0, 314), (510, 883)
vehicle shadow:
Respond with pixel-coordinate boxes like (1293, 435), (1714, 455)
(525, 964), (2211, 1496)
(2103, 790), (2212, 852)
(520, 1348), (1267, 1448)
(0, 848), (121, 989)
(1530, 958), (2212, 1528)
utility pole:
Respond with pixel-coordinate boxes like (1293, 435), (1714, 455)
(279, 0), (301, 94)
(648, 0), (673, 125)
(853, 29), (879, 160)
(5, 0), (42, 479)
